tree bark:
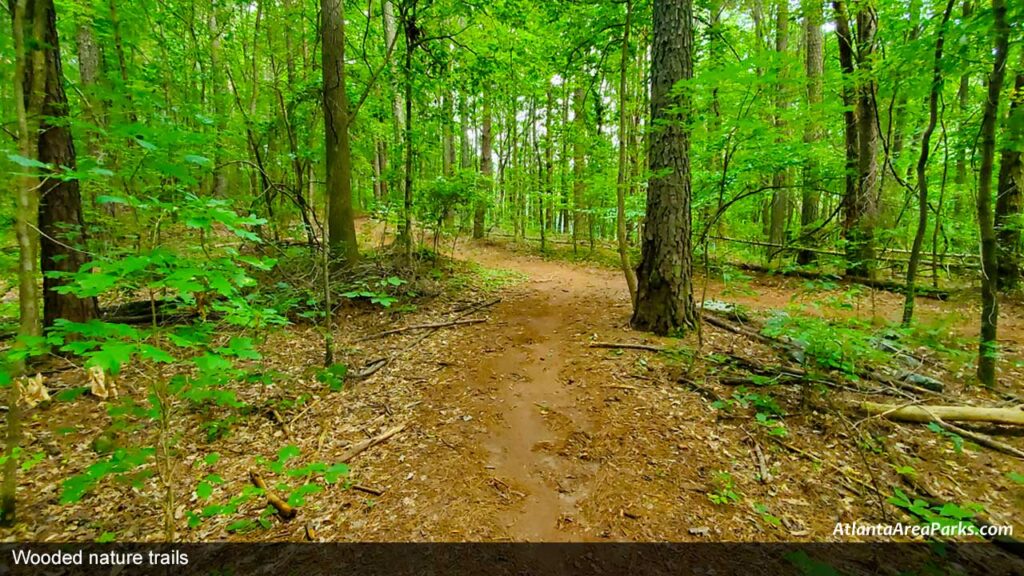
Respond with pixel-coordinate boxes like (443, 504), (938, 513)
(995, 51), (1024, 291)
(833, 0), (861, 275)
(767, 0), (789, 261)
(20, 0), (99, 328)
(851, 3), (879, 279)
(616, 0), (638, 306)
(473, 97), (492, 239)
(976, 0), (1009, 386)
(797, 0), (823, 265)
(322, 0), (359, 263)
(631, 0), (698, 335)
(903, 0), (956, 326)
(572, 85), (586, 254)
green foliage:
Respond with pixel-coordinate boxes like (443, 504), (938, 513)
(341, 276), (408, 308)
(926, 422), (964, 454)
(316, 363), (348, 392)
(888, 488), (984, 533)
(708, 471), (742, 505)
(60, 448), (155, 504)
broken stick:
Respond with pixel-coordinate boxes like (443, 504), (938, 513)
(249, 470), (296, 520)
(339, 423), (407, 463)
(590, 342), (665, 353)
(359, 318), (486, 341)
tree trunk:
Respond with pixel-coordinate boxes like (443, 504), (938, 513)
(976, 0), (1009, 387)
(21, 0), (99, 328)
(631, 0), (697, 335)
(322, 0), (358, 263)
(995, 52), (1024, 291)
(4, 0), (45, 527)
(767, 0), (789, 261)
(833, 0), (860, 276)
(616, 0), (638, 306)
(851, 4), (879, 279)
(797, 0), (823, 265)
(572, 85), (586, 254)
(473, 97), (492, 239)
(903, 0), (956, 327)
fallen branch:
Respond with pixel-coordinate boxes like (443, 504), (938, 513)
(352, 484), (385, 496)
(859, 401), (1024, 426)
(935, 420), (1024, 460)
(590, 342), (665, 353)
(249, 470), (296, 520)
(451, 297), (502, 318)
(339, 423), (407, 463)
(359, 318), (486, 341)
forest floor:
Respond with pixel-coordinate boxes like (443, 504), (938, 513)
(2, 221), (1023, 551)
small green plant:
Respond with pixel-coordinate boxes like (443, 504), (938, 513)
(1007, 471), (1024, 485)
(316, 363), (349, 392)
(341, 276), (407, 308)
(708, 471), (742, 505)
(888, 488), (984, 533)
(926, 422), (964, 453)
(752, 502), (782, 527)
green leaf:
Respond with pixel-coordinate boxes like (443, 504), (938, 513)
(7, 153), (50, 169)
(196, 481), (213, 500)
(204, 452), (221, 466)
(184, 154), (212, 167)
(1008, 472), (1024, 485)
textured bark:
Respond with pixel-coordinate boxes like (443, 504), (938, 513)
(851, 4), (879, 279)
(572, 85), (586, 253)
(18, 0), (99, 328)
(322, 0), (358, 263)
(833, 1), (860, 274)
(797, 0), (823, 265)
(976, 0), (1009, 386)
(631, 0), (697, 335)
(995, 53), (1024, 291)
(903, 0), (956, 327)
(616, 0), (638, 306)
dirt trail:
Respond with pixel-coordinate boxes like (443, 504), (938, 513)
(453, 242), (631, 540)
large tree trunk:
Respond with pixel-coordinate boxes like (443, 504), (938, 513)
(631, 0), (697, 335)
(322, 0), (358, 263)
(976, 0), (1009, 387)
(833, 0), (860, 274)
(797, 0), (823, 265)
(902, 0), (956, 326)
(616, 0), (638, 306)
(995, 52), (1024, 291)
(851, 4), (879, 279)
(19, 0), (98, 328)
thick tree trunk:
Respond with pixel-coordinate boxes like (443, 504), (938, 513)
(903, 0), (956, 326)
(995, 53), (1024, 291)
(833, 1), (861, 276)
(851, 5), (879, 279)
(797, 0), (823, 265)
(631, 0), (697, 335)
(616, 0), (638, 306)
(322, 0), (358, 263)
(976, 0), (1009, 386)
(19, 0), (98, 328)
